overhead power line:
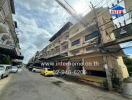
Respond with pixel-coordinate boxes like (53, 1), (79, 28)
(55, 0), (102, 44)
(55, 0), (132, 49)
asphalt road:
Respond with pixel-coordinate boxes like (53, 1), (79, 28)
(0, 68), (130, 100)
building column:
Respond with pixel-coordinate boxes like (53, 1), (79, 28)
(66, 60), (71, 75)
(82, 58), (86, 75)
(103, 56), (113, 90)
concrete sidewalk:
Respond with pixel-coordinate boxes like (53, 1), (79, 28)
(0, 76), (12, 95)
(56, 74), (106, 88)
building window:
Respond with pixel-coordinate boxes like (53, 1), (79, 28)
(71, 39), (80, 46)
(56, 47), (60, 53)
(65, 35), (69, 39)
(62, 44), (68, 50)
(85, 31), (99, 42)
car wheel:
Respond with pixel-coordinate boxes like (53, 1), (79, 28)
(42, 73), (45, 76)
(6, 74), (9, 77)
(44, 73), (45, 76)
(1, 75), (3, 79)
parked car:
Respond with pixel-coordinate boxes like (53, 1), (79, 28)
(17, 65), (22, 68)
(32, 67), (41, 73)
(10, 66), (18, 73)
(41, 68), (54, 76)
(28, 66), (33, 71)
(0, 65), (11, 79)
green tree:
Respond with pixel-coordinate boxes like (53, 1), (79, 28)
(123, 56), (132, 65)
(1, 55), (12, 64)
(123, 56), (132, 76)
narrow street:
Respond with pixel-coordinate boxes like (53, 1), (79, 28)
(0, 68), (129, 100)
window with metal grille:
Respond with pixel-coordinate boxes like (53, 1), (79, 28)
(71, 39), (80, 46)
(85, 31), (99, 41)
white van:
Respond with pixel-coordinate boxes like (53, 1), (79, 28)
(0, 65), (11, 79)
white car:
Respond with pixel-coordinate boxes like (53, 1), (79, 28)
(0, 65), (11, 79)
(11, 66), (18, 73)
(32, 67), (41, 73)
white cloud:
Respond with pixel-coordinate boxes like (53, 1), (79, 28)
(16, 15), (52, 37)
(16, 0), (59, 13)
(70, 0), (91, 16)
(14, 13), (52, 63)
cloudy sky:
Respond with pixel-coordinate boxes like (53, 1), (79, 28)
(13, 0), (132, 63)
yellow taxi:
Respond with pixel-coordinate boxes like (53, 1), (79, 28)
(41, 68), (54, 76)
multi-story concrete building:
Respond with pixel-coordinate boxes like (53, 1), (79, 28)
(0, 0), (23, 65)
(38, 22), (72, 60)
(36, 7), (129, 89)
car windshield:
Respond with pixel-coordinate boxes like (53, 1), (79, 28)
(0, 66), (4, 70)
(12, 66), (17, 69)
(47, 69), (53, 71)
(35, 67), (41, 69)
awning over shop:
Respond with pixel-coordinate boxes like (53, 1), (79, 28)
(12, 59), (22, 65)
(47, 55), (64, 61)
(12, 55), (24, 60)
(0, 44), (24, 60)
(12, 60), (22, 66)
(0, 44), (14, 55)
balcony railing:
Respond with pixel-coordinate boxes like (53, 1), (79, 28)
(60, 39), (68, 44)
(69, 44), (82, 51)
(60, 49), (68, 54)
(69, 27), (85, 39)
(82, 37), (98, 47)
(85, 49), (97, 54)
(0, 43), (14, 49)
(70, 52), (82, 56)
(54, 42), (60, 47)
(69, 22), (97, 39)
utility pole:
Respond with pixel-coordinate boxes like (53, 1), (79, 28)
(103, 56), (113, 90)
(89, 2), (101, 44)
(90, 2), (113, 90)
(55, 0), (87, 26)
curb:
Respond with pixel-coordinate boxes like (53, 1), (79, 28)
(0, 76), (11, 95)
(55, 74), (105, 88)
